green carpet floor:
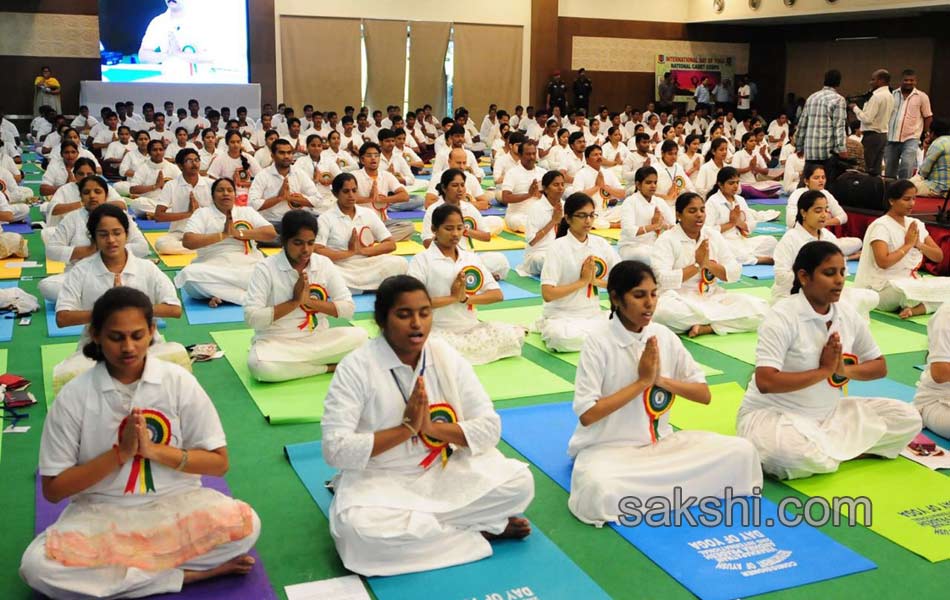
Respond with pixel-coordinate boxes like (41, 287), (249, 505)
(0, 201), (947, 599)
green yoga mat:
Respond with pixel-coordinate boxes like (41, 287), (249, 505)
(687, 318), (928, 365)
(211, 329), (332, 424)
(873, 310), (931, 326)
(671, 379), (950, 563)
(350, 319), (574, 401)
(40, 343), (77, 408)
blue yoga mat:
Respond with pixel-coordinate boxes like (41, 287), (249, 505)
(3, 218), (33, 234)
(182, 288), (244, 325)
(389, 210), (425, 220)
(285, 441), (611, 600)
(500, 249), (525, 269)
(46, 300), (168, 337)
(0, 281), (17, 341)
(742, 264), (775, 279)
(134, 218), (170, 231)
(498, 403), (876, 600)
(754, 222), (787, 235)
(353, 280), (538, 314)
(747, 197), (788, 206)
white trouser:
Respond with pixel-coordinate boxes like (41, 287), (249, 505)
(516, 252), (545, 277)
(20, 510), (260, 600)
(876, 283), (939, 314)
(5, 202), (30, 223)
(654, 291), (767, 335)
(39, 273), (65, 302)
(114, 181), (131, 197)
(483, 215), (504, 236)
(480, 252), (510, 281)
(247, 327), (368, 383)
(618, 244), (652, 264)
(835, 236), (862, 256)
(129, 196), (159, 218)
(918, 400), (950, 439)
(330, 469), (533, 577)
(539, 314), (607, 353)
(504, 213), (528, 233)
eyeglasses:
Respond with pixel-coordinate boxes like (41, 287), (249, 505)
(182, 158), (200, 164)
(363, 152), (380, 158)
(572, 212), (599, 221)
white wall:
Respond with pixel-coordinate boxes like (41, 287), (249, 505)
(687, 0), (949, 22)
(558, 0), (690, 22)
(273, 0), (532, 106)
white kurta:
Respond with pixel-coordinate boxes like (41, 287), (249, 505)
(500, 164), (545, 232)
(539, 233), (619, 352)
(854, 214), (948, 312)
(420, 199), (508, 279)
(567, 165), (623, 226)
(677, 153), (704, 188)
(292, 155), (341, 211)
(651, 225), (768, 334)
(39, 208), (150, 302)
(321, 337), (534, 576)
(784, 188), (862, 255)
(770, 225), (879, 314)
(618, 191), (675, 264)
(568, 318), (762, 525)
(519, 199), (562, 276)
(407, 244), (524, 365)
(244, 251), (367, 382)
(654, 160), (696, 199)
(129, 160), (182, 216)
(153, 175), (214, 254)
(913, 303), (950, 437)
(173, 205), (269, 305)
(248, 165), (324, 222)
(704, 191), (777, 264)
(315, 204), (409, 292)
(20, 359), (260, 600)
(738, 294), (922, 479)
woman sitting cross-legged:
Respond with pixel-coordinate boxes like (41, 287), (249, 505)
(244, 209), (368, 383)
(174, 177), (277, 307)
(568, 260), (762, 525)
(20, 287), (261, 600)
(409, 204), (525, 365)
(321, 275), (535, 576)
(738, 241), (922, 480)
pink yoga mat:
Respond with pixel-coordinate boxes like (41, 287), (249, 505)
(34, 473), (276, 600)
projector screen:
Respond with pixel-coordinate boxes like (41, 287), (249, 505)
(98, 0), (249, 84)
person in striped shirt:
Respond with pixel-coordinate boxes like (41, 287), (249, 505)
(796, 70), (848, 182)
(912, 119), (950, 198)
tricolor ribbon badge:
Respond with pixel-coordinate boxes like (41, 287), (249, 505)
(599, 187), (611, 209)
(419, 403), (457, 469)
(698, 267), (716, 294)
(674, 175), (686, 191)
(828, 352), (858, 392)
(461, 265), (484, 311)
(462, 216), (478, 249)
(337, 158), (347, 169)
(643, 384), (675, 443)
(299, 283), (329, 330)
(587, 256), (608, 298)
(232, 220), (253, 254)
(120, 409), (171, 494)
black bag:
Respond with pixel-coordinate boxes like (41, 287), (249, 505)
(829, 171), (889, 211)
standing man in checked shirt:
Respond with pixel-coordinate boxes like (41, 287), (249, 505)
(796, 69), (849, 183)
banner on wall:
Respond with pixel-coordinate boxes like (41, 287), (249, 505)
(655, 54), (735, 103)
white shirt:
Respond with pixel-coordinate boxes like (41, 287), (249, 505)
(420, 199), (486, 249)
(323, 148), (359, 172)
(785, 188), (848, 228)
(244, 251), (355, 341)
(601, 141), (629, 165)
(737, 85), (752, 110)
(182, 204), (270, 261)
(46, 184), (124, 229)
(772, 225), (841, 301)
(705, 191), (756, 242)
(741, 294), (881, 421)
(353, 169), (405, 221)
(247, 165), (322, 221)
(156, 174), (214, 233)
(206, 152), (261, 181)
(291, 155), (340, 209)
(568, 318), (705, 455)
(766, 120), (789, 152)
(131, 159), (182, 199)
(783, 153), (805, 193)
(46, 208), (149, 265)
(654, 160), (696, 196)
(622, 152), (653, 182)
(103, 140), (135, 162)
(731, 149), (764, 184)
(854, 214), (930, 291)
(853, 85), (895, 134)
(432, 147), (482, 181)
(379, 151), (415, 186)
(492, 153), (517, 182)
(178, 116), (210, 136)
(40, 359), (224, 506)
(315, 204), (392, 251)
(677, 152), (704, 186)
(407, 243), (500, 330)
(524, 199), (562, 261)
(915, 304), (950, 409)
(119, 150), (150, 178)
(501, 164), (545, 219)
(651, 225), (741, 296)
(322, 336), (502, 473)
(568, 165), (622, 209)
(619, 191), (675, 255)
(541, 232), (619, 320)
(56, 252), (180, 345)
(425, 172), (482, 201)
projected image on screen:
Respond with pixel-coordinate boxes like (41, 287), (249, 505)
(98, 0), (249, 84)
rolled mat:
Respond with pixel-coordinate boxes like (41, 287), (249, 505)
(34, 473), (276, 599)
(498, 397), (877, 600)
(284, 440), (611, 599)
(671, 381), (950, 562)
(349, 319), (574, 401)
(211, 329), (332, 424)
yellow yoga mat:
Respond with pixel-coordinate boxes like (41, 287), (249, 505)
(45, 260), (65, 275)
(0, 264), (22, 279)
(394, 239), (426, 256)
(412, 222), (525, 251)
(590, 228), (621, 241)
(144, 232), (280, 268)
